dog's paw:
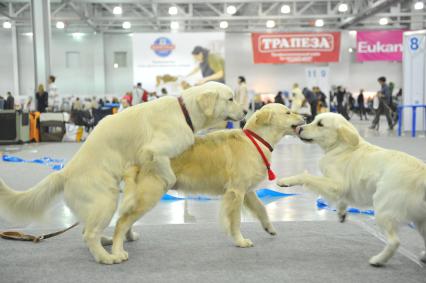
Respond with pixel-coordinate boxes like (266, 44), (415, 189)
(369, 255), (386, 267)
(264, 225), (277, 236)
(95, 254), (117, 265)
(112, 250), (129, 263)
(126, 231), (140, 242)
(338, 213), (347, 223)
(420, 251), (426, 263)
(236, 238), (254, 248)
(277, 177), (297, 187)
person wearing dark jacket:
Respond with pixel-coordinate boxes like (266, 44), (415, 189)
(369, 77), (394, 130)
(274, 91), (285, 105)
(5, 92), (14, 110)
(303, 87), (318, 122)
(335, 86), (350, 120)
(35, 84), (48, 113)
(357, 89), (368, 120)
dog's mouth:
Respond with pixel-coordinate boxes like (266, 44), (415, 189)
(291, 122), (305, 133)
(300, 137), (314, 143)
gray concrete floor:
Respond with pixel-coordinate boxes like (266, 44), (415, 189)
(1, 115), (425, 266)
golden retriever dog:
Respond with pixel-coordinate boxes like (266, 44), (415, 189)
(118, 104), (304, 251)
(0, 82), (245, 264)
(277, 112), (426, 266)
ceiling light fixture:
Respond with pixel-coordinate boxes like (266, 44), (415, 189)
(315, 19), (324, 27)
(3, 21), (12, 29)
(170, 21), (179, 30)
(379, 17), (388, 25)
(414, 1), (424, 10)
(266, 20), (276, 28)
(56, 21), (65, 29)
(113, 6), (122, 15)
(338, 3), (348, 13)
(122, 21), (131, 29)
(280, 4), (291, 14)
(219, 21), (228, 29)
(226, 5), (237, 15)
(168, 6), (178, 15)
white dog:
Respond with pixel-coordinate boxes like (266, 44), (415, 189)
(0, 82), (245, 264)
(277, 112), (426, 266)
(119, 104), (305, 250)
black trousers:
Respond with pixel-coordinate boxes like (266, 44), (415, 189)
(372, 99), (393, 128)
(359, 105), (368, 119)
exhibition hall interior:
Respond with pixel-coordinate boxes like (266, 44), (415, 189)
(1, 0), (426, 282)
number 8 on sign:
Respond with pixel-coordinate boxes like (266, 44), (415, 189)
(410, 37), (420, 51)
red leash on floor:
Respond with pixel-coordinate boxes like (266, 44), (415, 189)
(0, 222), (79, 243)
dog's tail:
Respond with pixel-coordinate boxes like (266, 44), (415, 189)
(0, 172), (65, 223)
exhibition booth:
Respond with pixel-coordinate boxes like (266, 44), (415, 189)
(1, 28), (425, 143)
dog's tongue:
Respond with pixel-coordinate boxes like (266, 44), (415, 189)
(295, 126), (302, 135)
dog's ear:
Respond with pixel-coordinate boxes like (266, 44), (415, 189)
(338, 124), (359, 146)
(255, 109), (274, 125)
(196, 90), (218, 117)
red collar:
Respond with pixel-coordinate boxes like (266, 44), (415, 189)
(243, 129), (273, 152)
(243, 129), (276, 181)
(178, 96), (194, 132)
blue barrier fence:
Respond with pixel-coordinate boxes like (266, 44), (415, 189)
(397, 104), (426, 137)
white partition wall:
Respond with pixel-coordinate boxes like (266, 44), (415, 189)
(403, 30), (426, 132)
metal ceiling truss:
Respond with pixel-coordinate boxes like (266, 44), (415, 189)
(0, 0), (423, 33)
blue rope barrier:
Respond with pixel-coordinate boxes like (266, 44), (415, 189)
(317, 198), (375, 216)
(161, 189), (296, 202)
(2, 154), (65, 171)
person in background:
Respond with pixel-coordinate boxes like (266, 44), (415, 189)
(5, 92), (14, 110)
(48, 75), (58, 111)
(122, 92), (132, 106)
(235, 76), (249, 111)
(0, 95), (5, 110)
(313, 86), (327, 113)
(72, 97), (82, 111)
(291, 83), (304, 113)
(234, 76), (249, 128)
(334, 86), (350, 120)
(23, 96), (33, 112)
(303, 87), (318, 122)
(35, 85), (48, 113)
(132, 83), (143, 105)
(98, 98), (105, 109)
(187, 46), (225, 85)
(370, 76), (394, 130)
(357, 89), (368, 121)
(274, 91), (285, 105)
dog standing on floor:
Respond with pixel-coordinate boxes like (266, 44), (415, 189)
(0, 82), (245, 264)
(118, 104), (305, 250)
(277, 112), (426, 266)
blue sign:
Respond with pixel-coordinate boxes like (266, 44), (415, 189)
(150, 37), (175, 57)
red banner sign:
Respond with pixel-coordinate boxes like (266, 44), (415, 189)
(251, 32), (341, 64)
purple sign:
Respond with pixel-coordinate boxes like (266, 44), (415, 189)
(356, 30), (403, 62)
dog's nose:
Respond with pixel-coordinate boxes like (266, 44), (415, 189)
(296, 126), (303, 135)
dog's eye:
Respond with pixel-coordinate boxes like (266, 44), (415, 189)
(286, 112), (291, 115)
(318, 121), (324, 127)
(228, 98), (233, 101)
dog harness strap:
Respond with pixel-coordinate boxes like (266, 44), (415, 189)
(243, 129), (276, 181)
(0, 222), (79, 243)
(178, 96), (194, 132)
(243, 129), (273, 152)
